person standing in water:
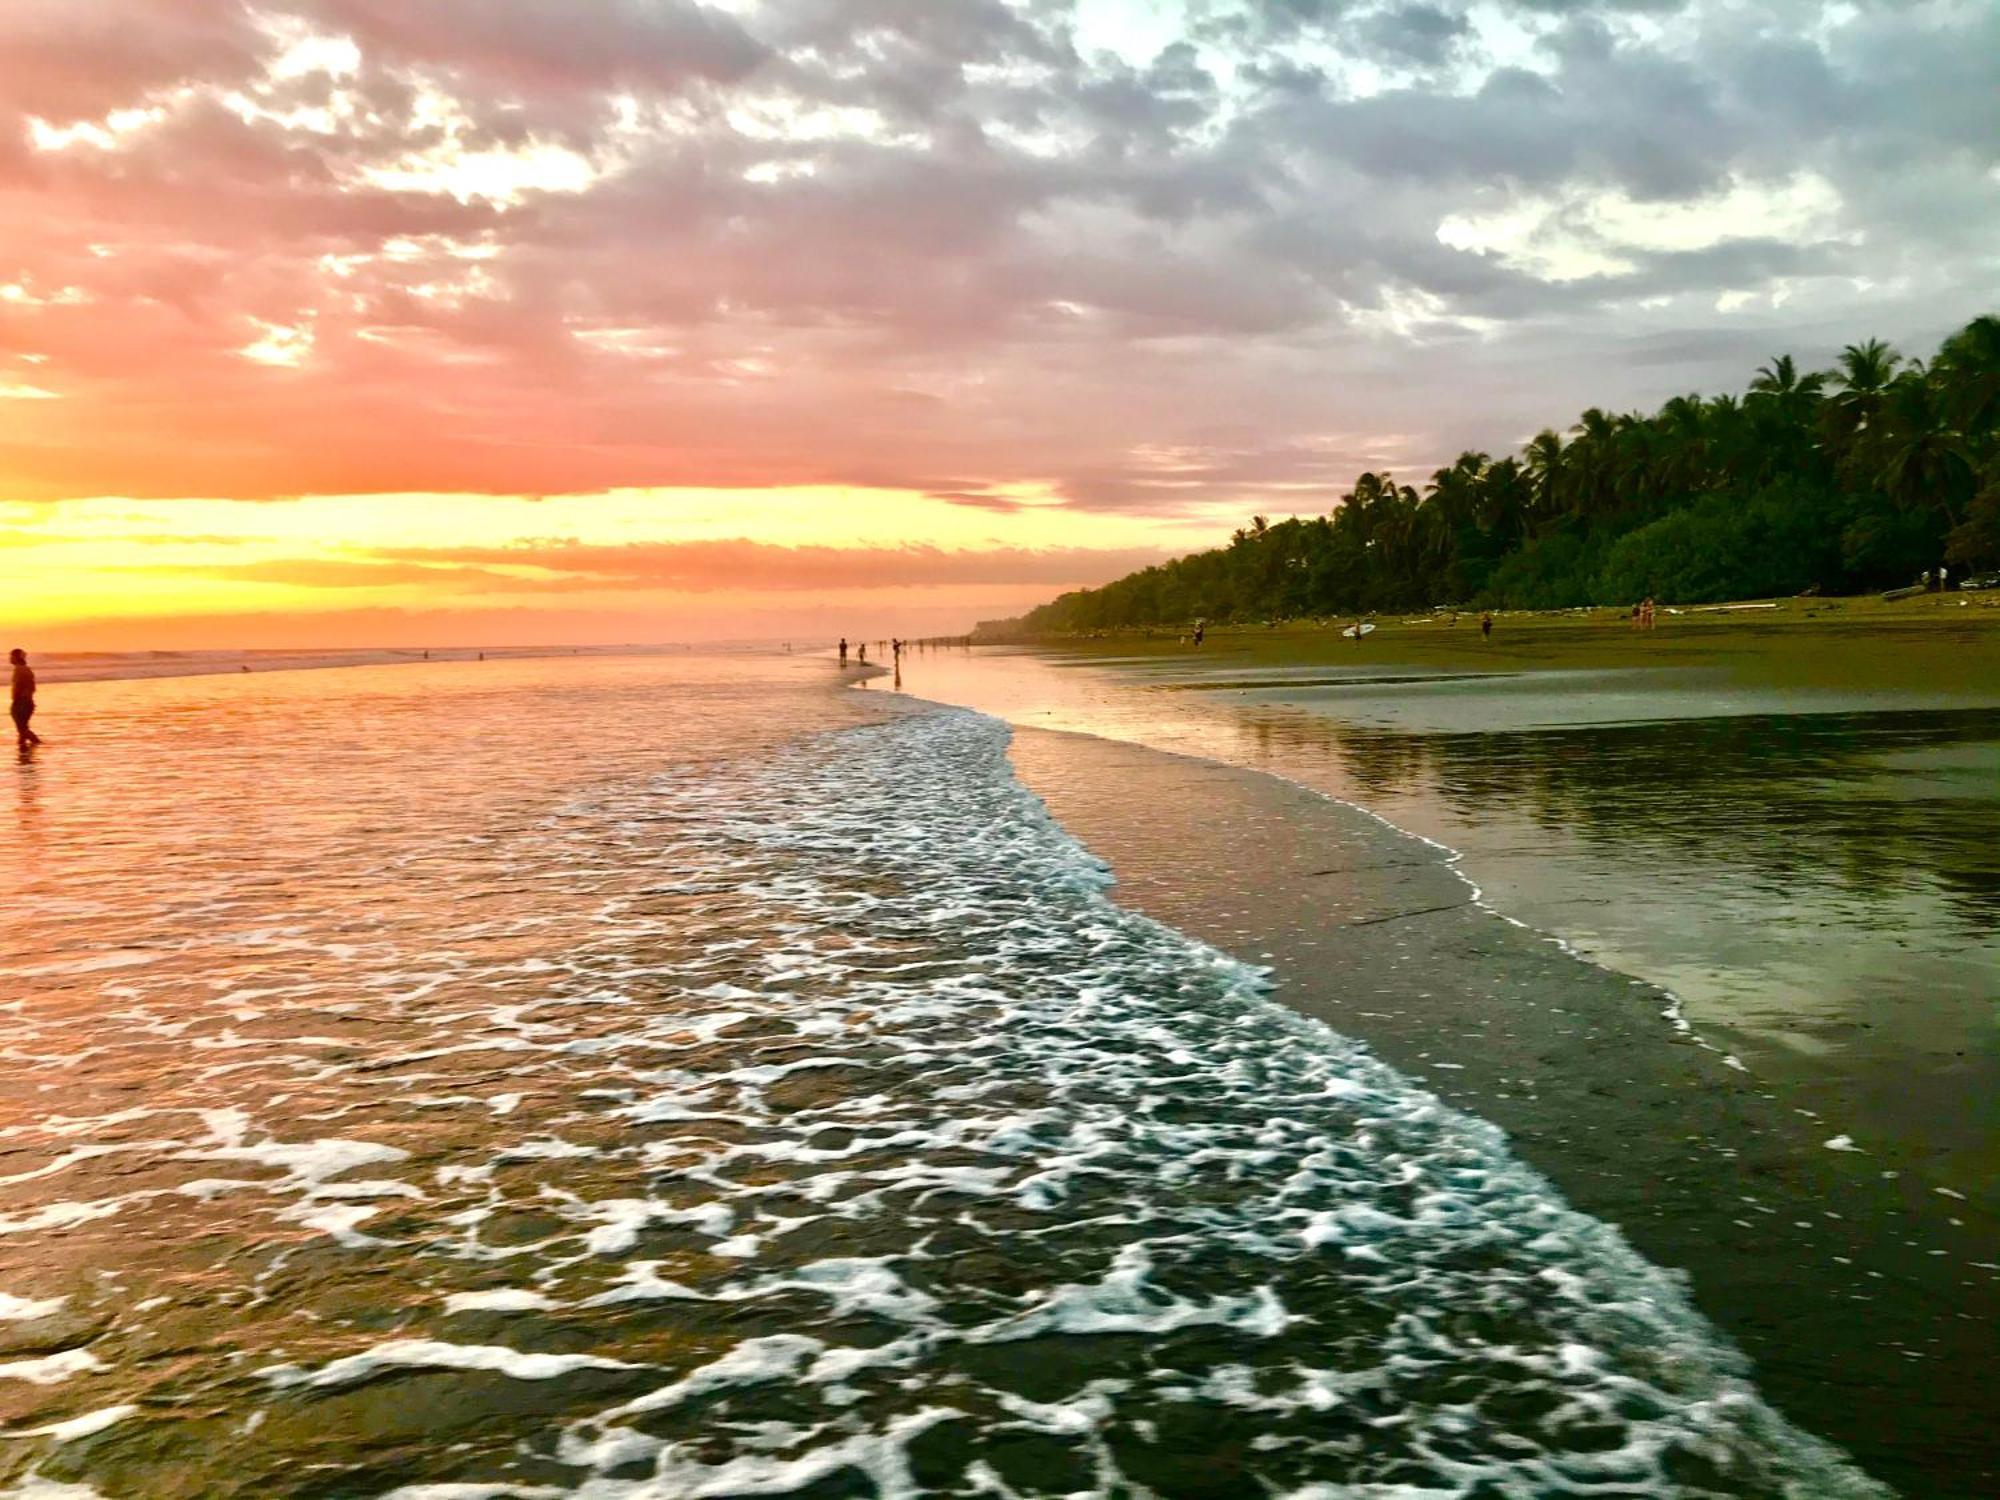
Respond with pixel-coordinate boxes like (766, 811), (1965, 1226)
(1480, 611), (1493, 641)
(839, 637), (849, 664)
(10, 649), (40, 749)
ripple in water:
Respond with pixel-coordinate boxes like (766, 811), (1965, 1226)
(0, 677), (1884, 1497)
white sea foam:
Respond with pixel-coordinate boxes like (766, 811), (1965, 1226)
(0, 676), (1898, 1497)
(442, 1290), (559, 1314)
(11, 1406), (137, 1443)
(261, 1340), (640, 1389)
(0, 1296), (65, 1322)
(0, 1351), (100, 1385)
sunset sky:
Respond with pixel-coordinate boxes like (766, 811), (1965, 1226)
(3, 0), (1994, 647)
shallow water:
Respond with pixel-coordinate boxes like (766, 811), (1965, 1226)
(896, 647), (2000, 1211)
(0, 656), (1885, 1496)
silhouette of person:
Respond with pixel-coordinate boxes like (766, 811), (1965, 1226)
(839, 637), (849, 664)
(10, 649), (40, 749)
(1480, 611), (1493, 640)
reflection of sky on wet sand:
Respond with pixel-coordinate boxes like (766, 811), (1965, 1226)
(898, 646), (2000, 1194)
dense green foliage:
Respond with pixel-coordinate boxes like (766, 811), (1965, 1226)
(992, 315), (2000, 633)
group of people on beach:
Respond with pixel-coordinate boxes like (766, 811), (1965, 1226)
(1630, 597), (1658, 630)
(839, 636), (965, 665)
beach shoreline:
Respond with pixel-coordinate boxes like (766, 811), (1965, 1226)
(993, 718), (1998, 1497)
(975, 587), (2000, 691)
(19, 643), (711, 688)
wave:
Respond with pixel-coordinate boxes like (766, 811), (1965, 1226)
(0, 695), (1888, 1497)
(366, 703), (1876, 1499)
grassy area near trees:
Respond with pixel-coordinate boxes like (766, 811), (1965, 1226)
(988, 315), (2000, 635)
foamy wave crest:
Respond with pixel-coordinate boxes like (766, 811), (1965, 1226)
(363, 705), (1874, 1499)
(0, 698), (1888, 1497)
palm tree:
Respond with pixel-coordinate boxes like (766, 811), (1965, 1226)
(1566, 408), (1619, 520)
(1935, 314), (2000, 437)
(1867, 368), (1974, 524)
(1478, 456), (1530, 545)
(1825, 339), (1902, 461)
(1655, 394), (1710, 500)
(1522, 429), (1565, 526)
(1747, 354), (1828, 482)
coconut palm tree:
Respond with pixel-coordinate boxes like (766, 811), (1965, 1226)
(1934, 314), (2000, 438)
(1824, 339), (1902, 464)
(1867, 368), (1974, 524)
(1567, 408), (1618, 520)
(1522, 429), (1565, 526)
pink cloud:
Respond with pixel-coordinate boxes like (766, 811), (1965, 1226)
(190, 539), (1173, 593)
(0, 0), (1990, 522)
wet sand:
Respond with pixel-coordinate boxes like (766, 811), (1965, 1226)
(1002, 724), (1998, 1497)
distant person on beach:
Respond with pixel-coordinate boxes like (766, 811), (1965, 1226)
(1192, 621), (1205, 647)
(839, 637), (848, 664)
(10, 650), (40, 749)
(1480, 612), (1493, 641)
(858, 643), (867, 664)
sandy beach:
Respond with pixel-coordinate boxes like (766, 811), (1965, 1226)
(891, 608), (2000, 1496)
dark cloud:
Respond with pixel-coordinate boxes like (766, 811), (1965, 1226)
(0, 0), (1992, 514)
(1354, 4), (1472, 67)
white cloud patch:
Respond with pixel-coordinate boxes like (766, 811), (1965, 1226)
(1438, 173), (1850, 283)
(240, 318), (316, 367)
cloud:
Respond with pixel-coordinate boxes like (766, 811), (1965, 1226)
(361, 538), (1175, 591)
(0, 0), (1992, 520)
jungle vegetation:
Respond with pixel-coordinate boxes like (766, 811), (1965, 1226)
(990, 314), (2000, 634)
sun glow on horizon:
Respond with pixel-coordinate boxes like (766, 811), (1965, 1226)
(0, 485), (1219, 649)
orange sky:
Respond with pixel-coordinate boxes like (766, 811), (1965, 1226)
(1, 488), (1207, 647)
(4, 1), (1989, 646)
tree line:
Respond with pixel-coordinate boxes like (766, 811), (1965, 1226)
(988, 313), (2000, 635)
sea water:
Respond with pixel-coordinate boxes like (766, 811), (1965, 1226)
(0, 656), (1885, 1496)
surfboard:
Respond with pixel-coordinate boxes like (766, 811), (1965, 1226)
(1342, 623), (1376, 638)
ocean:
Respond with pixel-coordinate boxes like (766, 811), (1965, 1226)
(0, 654), (1888, 1496)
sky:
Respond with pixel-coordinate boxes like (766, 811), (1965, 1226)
(1, 0), (1995, 647)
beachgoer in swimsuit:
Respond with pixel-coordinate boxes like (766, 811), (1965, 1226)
(1480, 612), (1493, 640)
(10, 650), (40, 748)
